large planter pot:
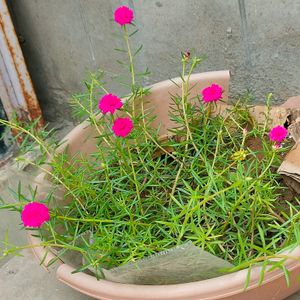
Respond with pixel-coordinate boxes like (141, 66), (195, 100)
(28, 71), (300, 300)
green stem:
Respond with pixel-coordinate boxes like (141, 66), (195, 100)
(181, 61), (198, 151)
(226, 254), (300, 273)
(211, 130), (222, 170)
(123, 25), (150, 177)
(125, 140), (143, 214)
(170, 58), (200, 200)
(56, 215), (149, 226)
(1, 241), (86, 258)
(123, 25), (136, 116)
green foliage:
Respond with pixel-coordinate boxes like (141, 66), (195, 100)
(0, 22), (298, 287)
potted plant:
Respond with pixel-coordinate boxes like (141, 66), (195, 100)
(1, 5), (300, 300)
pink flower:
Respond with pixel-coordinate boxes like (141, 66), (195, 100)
(114, 6), (134, 26)
(98, 94), (123, 114)
(112, 117), (133, 137)
(201, 84), (223, 103)
(21, 202), (50, 228)
(269, 125), (288, 143)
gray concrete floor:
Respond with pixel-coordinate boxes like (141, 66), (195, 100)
(0, 250), (93, 300)
(0, 155), (300, 299)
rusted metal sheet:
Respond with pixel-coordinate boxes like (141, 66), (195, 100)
(0, 0), (43, 126)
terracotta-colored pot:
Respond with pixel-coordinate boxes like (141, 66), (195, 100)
(28, 71), (300, 300)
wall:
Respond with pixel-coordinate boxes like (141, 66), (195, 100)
(7, 0), (300, 125)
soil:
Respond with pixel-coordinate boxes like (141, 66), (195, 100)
(245, 136), (265, 161)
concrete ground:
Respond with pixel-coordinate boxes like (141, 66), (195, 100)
(0, 250), (93, 300)
(0, 155), (300, 300)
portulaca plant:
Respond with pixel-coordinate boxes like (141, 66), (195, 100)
(0, 5), (298, 286)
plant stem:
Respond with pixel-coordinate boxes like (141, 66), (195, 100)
(249, 207), (255, 257)
(170, 58), (200, 200)
(226, 254), (300, 273)
(123, 26), (151, 179)
(125, 140), (143, 214)
(181, 60), (199, 153)
(56, 215), (149, 226)
(123, 25), (136, 116)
